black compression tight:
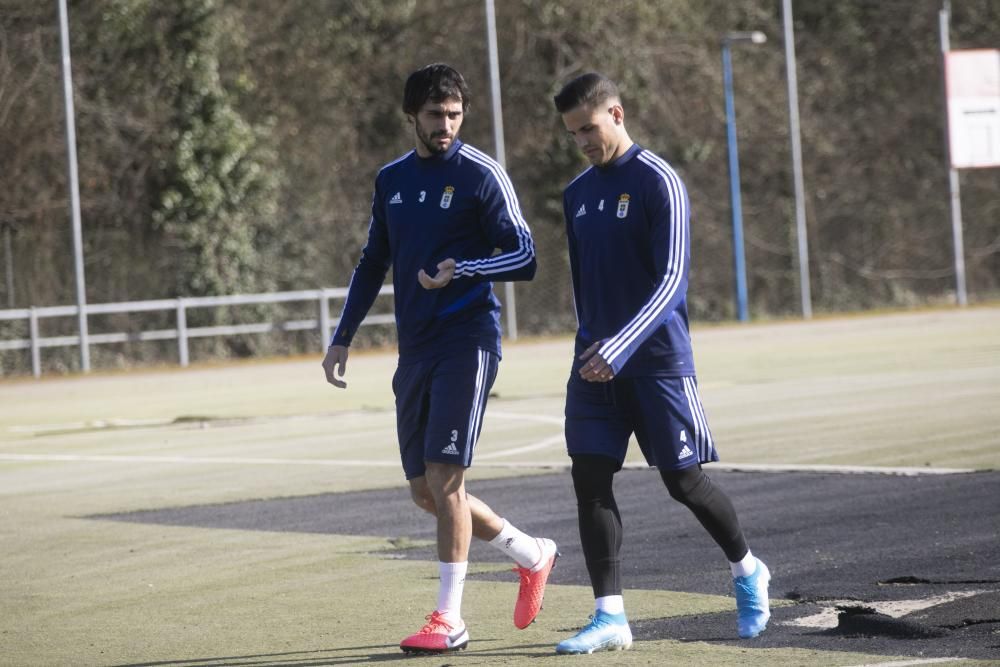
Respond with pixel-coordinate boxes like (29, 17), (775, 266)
(571, 454), (623, 598)
(571, 456), (751, 599)
(659, 465), (749, 563)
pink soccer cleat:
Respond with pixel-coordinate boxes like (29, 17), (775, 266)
(399, 611), (469, 654)
(513, 538), (560, 629)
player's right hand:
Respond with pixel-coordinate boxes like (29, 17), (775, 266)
(579, 339), (615, 382)
(322, 344), (349, 388)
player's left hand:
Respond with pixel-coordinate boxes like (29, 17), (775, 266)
(579, 339), (615, 382)
(417, 258), (456, 289)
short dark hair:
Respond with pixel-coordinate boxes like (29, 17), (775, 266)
(402, 63), (470, 116)
(553, 72), (620, 113)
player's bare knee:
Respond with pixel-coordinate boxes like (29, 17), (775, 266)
(411, 490), (437, 514)
(424, 462), (467, 499)
(408, 477), (438, 514)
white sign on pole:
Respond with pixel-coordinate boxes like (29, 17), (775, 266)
(946, 49), (1000, 169)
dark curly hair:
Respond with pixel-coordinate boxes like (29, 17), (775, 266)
(403, 63), (470, 116)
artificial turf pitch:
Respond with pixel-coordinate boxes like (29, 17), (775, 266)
(1, 307), (998, 665)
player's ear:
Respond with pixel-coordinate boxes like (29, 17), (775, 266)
(610, 104), (625, 125)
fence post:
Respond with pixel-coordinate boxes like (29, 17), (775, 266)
(29, 307), (41, 378)
(176, 299), (189, 367)
(318, 289), (331, 353)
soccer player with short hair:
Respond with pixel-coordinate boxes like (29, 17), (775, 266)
(322, 63), (557, 655)
(551, 72), (771, 654)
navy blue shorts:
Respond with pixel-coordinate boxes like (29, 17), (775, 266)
(564, 367), (719, 471)
(392, 348), (499, 480)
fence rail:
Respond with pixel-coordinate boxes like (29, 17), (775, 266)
(0, 287), (394, 377)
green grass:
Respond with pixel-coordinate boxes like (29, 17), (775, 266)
(0, 306), (997, 665)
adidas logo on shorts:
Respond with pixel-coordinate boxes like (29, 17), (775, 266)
(678, 444), (694, 459)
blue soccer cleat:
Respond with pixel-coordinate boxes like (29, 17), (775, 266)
(555, 610), (633, 654)
(734, 557), (771, 638)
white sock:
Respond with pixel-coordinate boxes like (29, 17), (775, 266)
(730, 550), (757, 578)
(488, 519), (542, 569)
(595, 595), (625, 615)
(437, 561), (467, 623)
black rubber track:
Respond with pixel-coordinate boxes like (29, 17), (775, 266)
(94, 469), (1000, 661)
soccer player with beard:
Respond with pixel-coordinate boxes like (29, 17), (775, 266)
(550, 72), (771, 654)
(322, 63), (557, 654)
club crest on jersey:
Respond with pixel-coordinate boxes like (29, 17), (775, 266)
(440, 186), (455, 209)
(616, 194), (630, 219)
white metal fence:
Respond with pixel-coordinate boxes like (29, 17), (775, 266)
(0, 286), (394, 378)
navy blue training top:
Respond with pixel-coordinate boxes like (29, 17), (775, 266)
(332, 139), (536, 362)
(563, 143), (695, 377)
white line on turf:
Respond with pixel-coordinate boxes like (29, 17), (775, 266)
(703, 462), (976, 475)
(8, 418), (176, 433)
(8, 410), (556, 436)
(0, 453), (978, 475)
(487, 410), (564, 425)
(844, 658), (962, 666)
(476, 434), (565, 459)
(0, 453), (401, 466)
(0, 407), (979, 475)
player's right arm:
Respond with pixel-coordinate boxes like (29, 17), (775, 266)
(564, 187), (613, 383)
(564, 188), (584, 328)
(323, 182), (392, 388)
(322, 344), (348, 388)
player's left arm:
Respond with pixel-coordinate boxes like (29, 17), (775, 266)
(594, 157), (690, 376)
(450, 162), (536, 283)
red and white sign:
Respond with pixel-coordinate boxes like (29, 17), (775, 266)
(946, 49), (1000, 169)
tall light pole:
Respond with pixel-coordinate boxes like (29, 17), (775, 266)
(721, 30), (766, 322)
(484, 0), (518, 340)
(782, 0), (813, 318)
(939, 0), (968, 306)
(58, 0), (90, 371)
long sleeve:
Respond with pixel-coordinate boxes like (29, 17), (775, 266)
(330, 187), (391, 348)
(564, 190), (584, 332)
(452, 144), (536, 282)
(599, 152), (690, 374)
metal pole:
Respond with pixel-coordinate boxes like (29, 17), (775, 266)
(176, 299), (189, 367)
(722, 42), (749, 322)
(29, 307), (41, 378)
(57, 0), (90, 370)
(318, 288), (331, 352)
(2, 223), (13, 308)
(939, 1), (968, 306)
(485, 0), (506, 169)
(782, 0), (813, 319)
(484, 0), (518, 340)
